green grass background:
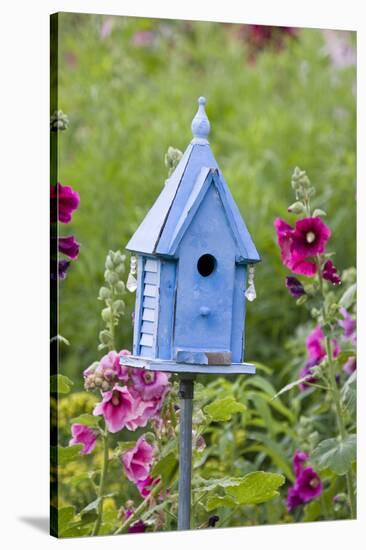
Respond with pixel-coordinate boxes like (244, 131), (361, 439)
(56, 13), (356, 387)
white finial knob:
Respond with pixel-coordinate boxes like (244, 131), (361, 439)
(191, 96), (210, 143)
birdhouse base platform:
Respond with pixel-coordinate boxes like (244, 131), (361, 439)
(120, 355), (256, 375)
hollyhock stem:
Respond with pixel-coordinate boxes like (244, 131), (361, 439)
(114, 479), (163, 534)
(316, 258), (355, 518)
(91, 432), (110, 536)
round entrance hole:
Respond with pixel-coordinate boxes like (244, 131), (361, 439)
(197, 254), (216, 277)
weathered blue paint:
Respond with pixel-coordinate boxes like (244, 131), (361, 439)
(124, 97), (260, 372)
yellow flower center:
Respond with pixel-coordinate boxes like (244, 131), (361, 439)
(111, 391), (120, 406)
(306, 231), (316, 243)
(309, 478), (319, 488)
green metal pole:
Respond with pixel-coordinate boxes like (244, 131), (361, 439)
(177, 377), (194, 530)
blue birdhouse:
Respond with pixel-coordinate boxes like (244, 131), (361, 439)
(121, 97), (260, 376)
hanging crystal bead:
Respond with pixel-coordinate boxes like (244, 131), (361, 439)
(126, 256), (138, 292)
(245, 264), (257, 302)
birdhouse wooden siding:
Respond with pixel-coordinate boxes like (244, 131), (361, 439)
(126, 97), (260, 371)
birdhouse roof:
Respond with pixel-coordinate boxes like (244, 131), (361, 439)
(126, 97), (260, 263)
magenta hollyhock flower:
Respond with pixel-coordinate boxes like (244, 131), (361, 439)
(343, 356), (356, 375)
(295, 467), (323, 502)
(293, 449), (309, 476)
(136, 475), (160, 498)
(93, 385), (135, 433)
(69, 424), (98, 455)
(50, 182), (80, 224)
(285, 276), (305, 298)
(131, 369), (170, 401)
(97, 350), (129, 382)
(322, 260), (341, 285)
(339, 308), (356, 344)
(121, 436), (155, 483)
(58, 235), (80, 260)
(128, 519), (146, 534)
(274, 218), (317, 276)
(286, 486), (305, 512)
(291, 217), (331, 257)
(306, 326), (340, 364)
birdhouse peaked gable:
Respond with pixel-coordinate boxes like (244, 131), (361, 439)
(126, 97), (260, 263)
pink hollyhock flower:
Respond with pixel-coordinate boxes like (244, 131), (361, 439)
(69, 424), (97, 455)
(299, 358), (318, 390)
(274, 219), (317, 276)
(136, 475), (160, 498)
(291, 217), (331, 257)
(125, 393), (163, 431)
(339, 308), (356, 344)
(97, 350), (129, 382)
(58, 235), (80, 260)
(121, 436), (155, 483)
(322, 260), (341, 285)
(131, 369), (170, 401)
(131, 30), (155, 47)
(286, 486), (305, 512)
(50, 182), (80, 224)
(93, 385), (135, 433)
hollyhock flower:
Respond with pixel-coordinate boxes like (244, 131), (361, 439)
(291, 217), (331, 257)
(97, 350), (129, 382)
(136, 475), (160, 498)
(306, 326), (340, 363)
(322, 260), (341, 285)
(50, 182), (80, 224)
(131, 30), (155, 47)
(125, 394), (163, 431)
(343, 356), (356, 375)
(286, 486), (305, 512)
(131, 369), (170, 401)
(286, 276), (305, 298)
(295, 467), (323, 502)
(124, 509), (147, 533)
(121, 436), (155, 483)
(339, 308), (356, 343)
(93, 385), (135, 433)
(274, 219), (316, 276)
(69, 424), (97, 455)
(51, 259), (70, 280)
(293, 449), (309, 476)
(58, 235), (80, 260)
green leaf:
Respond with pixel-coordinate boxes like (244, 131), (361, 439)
(272, 375), (313, 399)
(50, 374), (74, 394)
(244, 375), (276, 396)
(312, 435), (356, 475)
(58, 506), (76, 532)
(80, 498), (100, 523)
(341, 371), (356, 415)
(206, 495), (237, 511)
(225, 471), (285, 505)
(70, 414), (100, 427)
(204, 396), (246, 421)
(57, 444), (83, 466)
(151, 451), (178, 484)
(303, 499), (322, 522)
(339, 283), (356, 309)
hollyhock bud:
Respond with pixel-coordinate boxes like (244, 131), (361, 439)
(322, 260), (341, 285)
(69, 424), (98, 455)
(287, 201), (305, 214)
(121, 436), (155, 483)
(51, 259), (71, 280)
(50, 182), (80, 224)
(285, 276), (305, 298)
(58, 235), (80, 260)
(93, 385), (135, 433)
(293, 449), (309, 476)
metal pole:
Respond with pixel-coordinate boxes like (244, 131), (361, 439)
(178, 377), (194, 530)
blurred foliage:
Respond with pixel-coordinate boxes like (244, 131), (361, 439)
(57, 14), (356, 385)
